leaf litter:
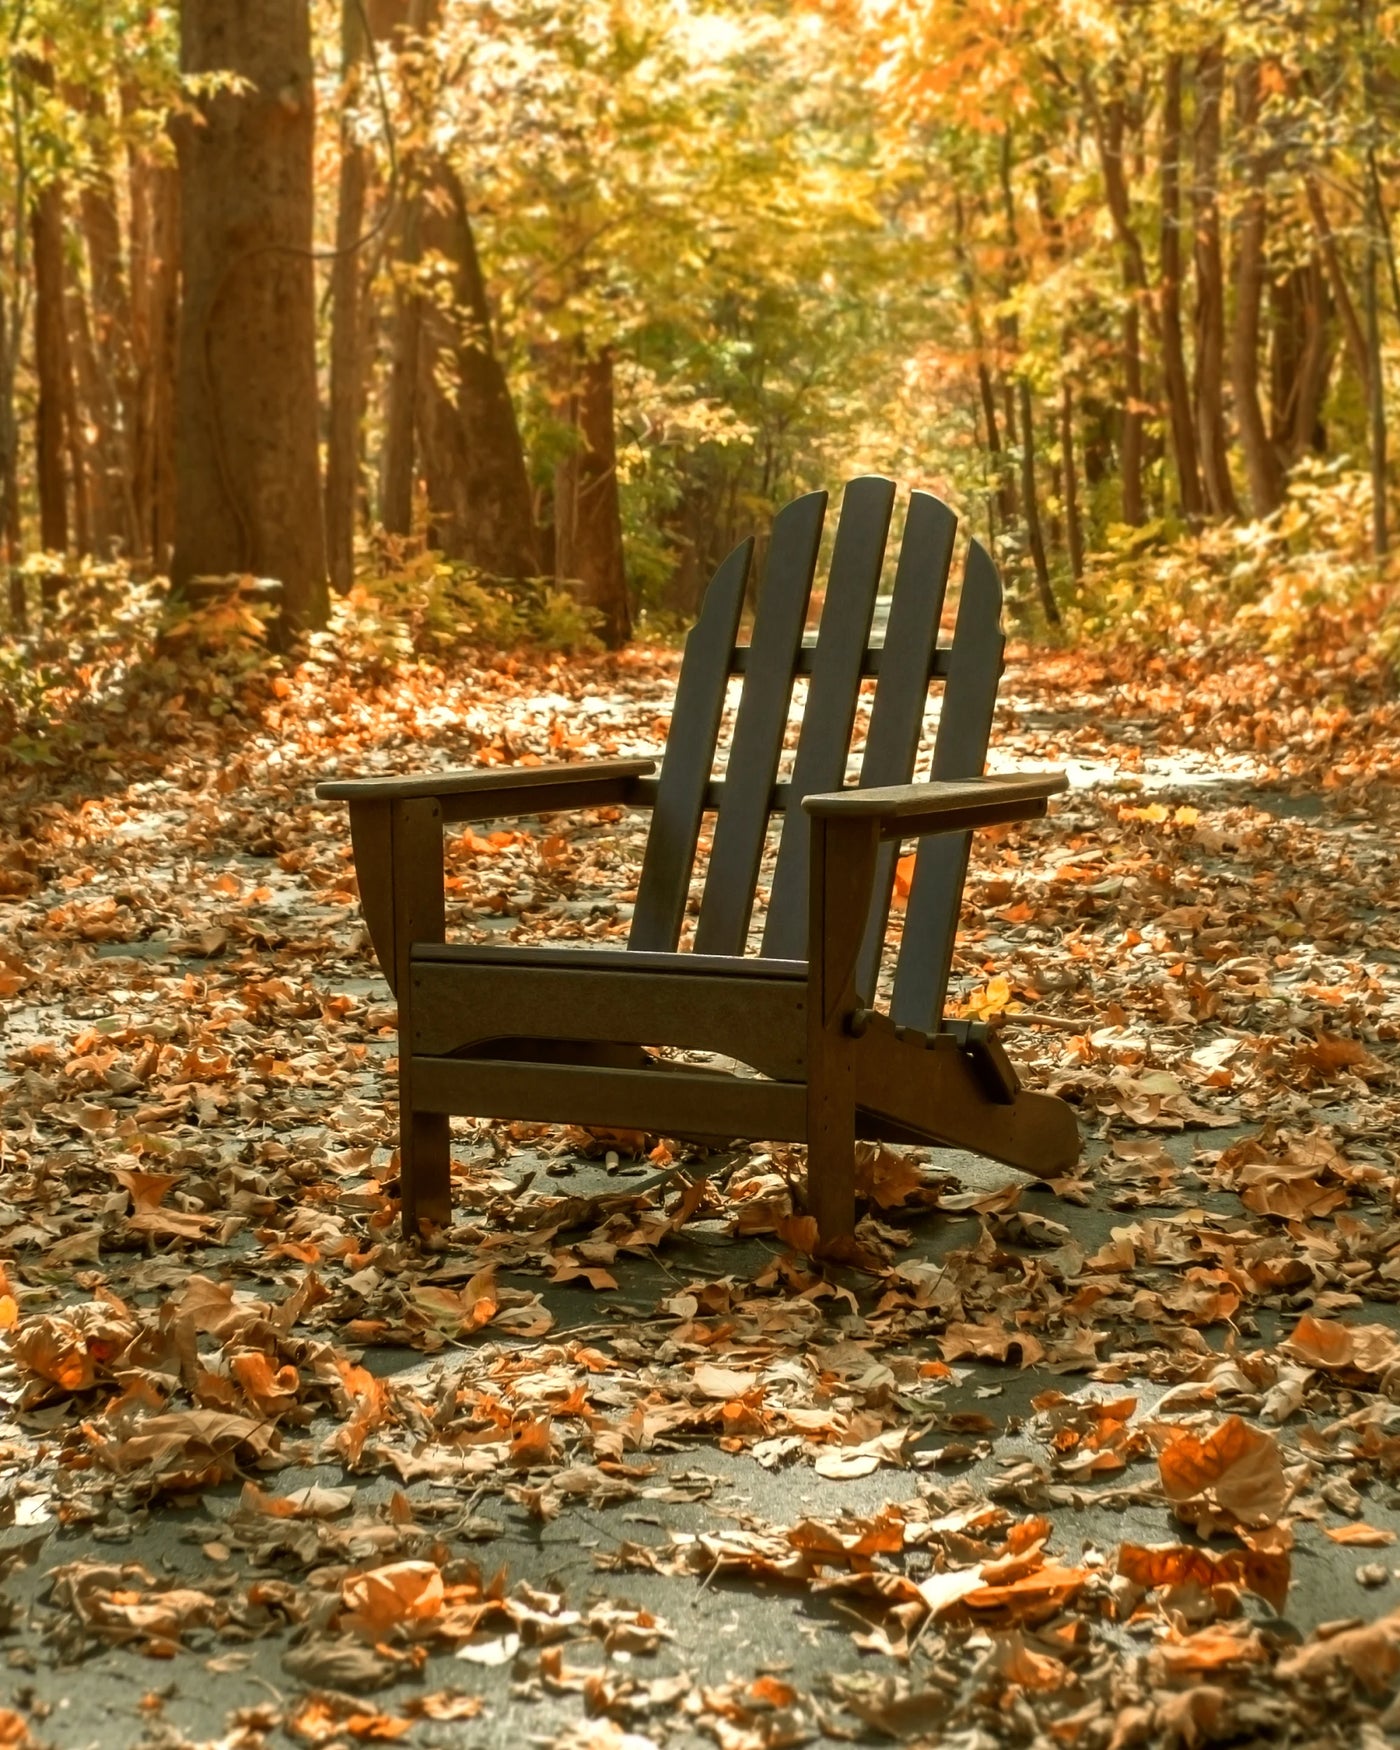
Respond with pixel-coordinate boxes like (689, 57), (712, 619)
(6, 607), (1400, 1743)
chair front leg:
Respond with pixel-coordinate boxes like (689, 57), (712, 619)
(806, 814), (881, 1242)
(390, 797), (452, 1236)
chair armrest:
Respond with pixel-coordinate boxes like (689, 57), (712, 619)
(316, 757), (656, 821)
(802, 773), (1067, 841)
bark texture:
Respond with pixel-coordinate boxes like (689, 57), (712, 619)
(325, 0), (373, 593)
(171, 0), (328, 631)
(1160, 56), (1203, 521)
(1191, 46), (1239, 519)
(1229, 62), (1284, 518)
(415, 164), (539, 578)
(555, 345), (630, 648)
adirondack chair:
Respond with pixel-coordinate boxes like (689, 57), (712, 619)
(317, 477), (1079, 1242)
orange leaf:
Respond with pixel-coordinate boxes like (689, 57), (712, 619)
(1157, 1417), (1288, 1525)
(1117, 1540), (1291, 1611)
(1323, 1523), (1397, 1547)
(341, 1561), (444, 1638)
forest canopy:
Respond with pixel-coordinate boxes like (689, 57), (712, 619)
(0, 0), (1396, 651)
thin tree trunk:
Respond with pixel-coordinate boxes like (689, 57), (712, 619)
(1094, 93), (1146, 525)
(81, 171), (140, 556)
(378, 0), (434, 538)
(1192, 45), (1239, 519)
(65, 276), (102, 555)
(1271, 260), (1331, 461)
(326, 0), (371, 593)
(1019, 379), (1059, 625)
(379, 215), (422, 538)
(1362, 0), (1389, 556)
(1160, 55), (1204, 521)
(555, 344), (630, 648)
(1303, 175), (1369, 394)
(0, 285), (22, 625)
(954, 190), (1013, 526)
(127, 150), (179, 570)
(172, 0), (328, 632)
(1230, 61), (1284, 518)
(31, 181), (69, 566)
(1060, 377), (1085, 580)
(415, 163), (538, 578)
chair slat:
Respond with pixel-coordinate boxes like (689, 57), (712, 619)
(761, 476), (895, 958)
(730, 644), (953, 678)
(890, 537), (1005, 1032)
(853, 491), (958, 1002)
(693, 491), (827, 955)
(630, 537), (753, 951)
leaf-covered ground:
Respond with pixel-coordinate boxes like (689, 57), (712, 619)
(6, 599), (1400, 1748)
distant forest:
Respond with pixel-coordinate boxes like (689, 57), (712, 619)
(0, 0), (1394, 645)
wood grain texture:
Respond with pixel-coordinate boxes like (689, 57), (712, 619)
(693, 490), (826, 955)
(891, 538), (1007, 1032)
(390, 796), (451, 1233)
(763, 476), (894, 958)
(630, 537), (752, 951)
(854, 490), (958, 1002)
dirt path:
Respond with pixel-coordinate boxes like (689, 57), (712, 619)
(3, 634), (1400, 1746)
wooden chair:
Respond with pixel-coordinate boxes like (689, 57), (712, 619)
(318, 478), (1079, 1242)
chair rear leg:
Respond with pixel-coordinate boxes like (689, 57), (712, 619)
(401, 1109), (452, 1236)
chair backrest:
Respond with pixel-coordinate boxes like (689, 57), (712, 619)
(628, 476), (1005, 1033)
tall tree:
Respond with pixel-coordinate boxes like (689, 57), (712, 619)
(555, 345), (630, 647)
(1092, 89), (1147, 526)
(415, 164), (539, 578)
(170, 0), (327, 632)
(1230, 60), (1284, 518)
(1191, 44), (1239, 520)
(128, 142), (179, 570)
(1159, 54), (1204, 522)
(325, 0), (374, 594)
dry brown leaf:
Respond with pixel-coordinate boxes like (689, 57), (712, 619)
(1157, 1416), (1289, 1526)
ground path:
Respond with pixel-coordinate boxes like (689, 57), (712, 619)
(3, 627), (1400, 1746)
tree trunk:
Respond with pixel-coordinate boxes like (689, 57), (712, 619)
(171, 0), (327, 633)
(1303, 175), (1369, 397)
(1060, 376), (1085, 580)
(1018, 379), (1059, 625)
(1363, 6), (1389, 557)
(1160, 55), (1204, 521)
(64, 276), (101, 555)
(379, 211), (422, 538)
(1271, 260), (1331, 462)
(1230, 61), (1284, 519)
(81, 170), (140, 556)
(1191, 45), (1239, 519)
(415, 163), (539, 578)
(326, 0), (371, 593)
(128, 148), (179, 571)
(31, 181), (69, 564)
(0, 285), (22, 625)
(1094, 93), (1147, 525)
(555, 345), (630, 648)
(377, 0), (436, 539)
